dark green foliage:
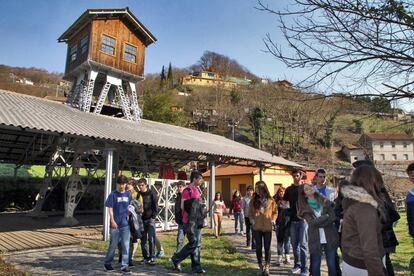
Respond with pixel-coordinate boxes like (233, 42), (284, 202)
(159, 65), (166, 88)
(143, 90), (187, 126)
(353, 119), (363, 134)
(353, 95), (391, 113)
(323, 111), (339, 149)
(167, 62), (173, 89)
(230, 89), (242, 105)
(0, 164), (31, 178)
(248, 106), (266, 148)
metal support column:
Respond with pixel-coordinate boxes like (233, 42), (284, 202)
(208, 160), (215, 228)
(164, 180), (169, 230)
(103, 149), (114, 241)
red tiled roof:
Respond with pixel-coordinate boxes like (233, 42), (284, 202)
(203, 165), (258, 177)
(364, 133), (413, 141)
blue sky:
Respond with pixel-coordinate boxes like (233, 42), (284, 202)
(0, 0), (412, 111)
(0, 0), (298, 81)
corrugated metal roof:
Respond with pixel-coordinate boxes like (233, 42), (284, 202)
(0, 90), (302, 168)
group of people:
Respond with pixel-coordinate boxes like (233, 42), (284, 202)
(238, 161), (414, 276)
(102, 161), (414, 275)
(103, 175), (164, 273)
(103, 171), (207, 274)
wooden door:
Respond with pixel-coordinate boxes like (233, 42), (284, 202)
(239, 184), (246, 197)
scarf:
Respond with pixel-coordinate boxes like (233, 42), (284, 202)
(260, 198), (268, 212)
(307, 198), (321, 212)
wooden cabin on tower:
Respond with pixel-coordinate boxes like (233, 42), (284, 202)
(58, 8), (156, 121)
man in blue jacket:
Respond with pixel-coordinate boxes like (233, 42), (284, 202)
(104, 175), (132, 273)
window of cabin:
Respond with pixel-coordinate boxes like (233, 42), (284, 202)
(380, 154), (385, 160)
(404, 154), (409, 160)
(391, 142), (396, 148)
(70, 45), (77, 62)
(80, 35), (89, 54)
(101, 35), (116, 55)
(379, 142), (384, 148)
(392, 154), (397, 160)
(124, 43), (137, 63)
(403, 142), (408, 148)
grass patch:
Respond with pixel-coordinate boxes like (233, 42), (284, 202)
(0, 256), (28, 276)
(82, 228), (257, 275)
(391, 212), (414, 275)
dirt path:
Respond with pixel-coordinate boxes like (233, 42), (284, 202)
(3, 216), (329, 275)
(220, 216), (329, 275)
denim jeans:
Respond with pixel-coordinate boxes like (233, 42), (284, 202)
(176, 223), (186, 253)
(310, 244), (336, 276)
(290, 220), (308, 272)
(234, 212), (244, 232)
(244, 217), (255, 248)
(254, 230), (272, 265)
(117, 239), (135, 264)
(104, 226), (130, 269)
(172, 225), (202, 272)
(140, 219), (156, 260)
(277, 236), (290, 255)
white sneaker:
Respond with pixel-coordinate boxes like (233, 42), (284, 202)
(275, 255), (281, 266)
(291, 267), (301, 274)
(284, 254), (291, 264)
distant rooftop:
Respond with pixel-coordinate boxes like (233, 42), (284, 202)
(364, 133), (413, 141)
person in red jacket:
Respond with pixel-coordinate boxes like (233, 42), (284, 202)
(230, 190), (244, 235)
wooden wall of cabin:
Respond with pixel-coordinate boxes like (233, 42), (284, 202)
(90, 18), (145, 77)
(65, 24), (91, 76)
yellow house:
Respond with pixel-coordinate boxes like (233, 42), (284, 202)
(181, 71), (237, 89)
(202, 164), (294, 207)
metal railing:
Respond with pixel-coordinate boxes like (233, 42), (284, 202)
(145, 178), (209, 231)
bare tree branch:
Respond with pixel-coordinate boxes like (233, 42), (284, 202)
(258, 0), (414, 100)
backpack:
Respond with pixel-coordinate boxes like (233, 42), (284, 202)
(174, 193), (183, 225)
(182, 187), (207, 228)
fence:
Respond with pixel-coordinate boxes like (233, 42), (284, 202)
(146, 178), (209, 231)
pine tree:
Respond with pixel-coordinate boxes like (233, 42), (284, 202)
(159, 65), (166, 88)
(167, 62), (173, 89)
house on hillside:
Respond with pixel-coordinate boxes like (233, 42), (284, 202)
(359, 133), (414, 162)
(224, 76), (252, 86)
(341, 144), (367, 163)
(181, 71), (237, 89)
(16, 78), (34, 85)
(202, 165), (314, 206)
